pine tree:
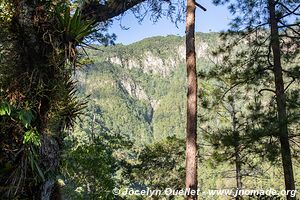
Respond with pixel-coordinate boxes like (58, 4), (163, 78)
(185, 0), (198, 199)
(200, 76), (261, 199)
(213, 0), (300, 198)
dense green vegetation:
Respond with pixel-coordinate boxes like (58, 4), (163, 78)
(0, 1), (188, 198)
(58, 33), (299, 199)
(1, 0), (299, 199)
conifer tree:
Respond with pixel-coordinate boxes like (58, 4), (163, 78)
(185, 0), (198, 199)
(201, 77), (260, 199)
(213, 0), (300, 198)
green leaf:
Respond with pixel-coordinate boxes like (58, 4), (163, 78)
(23, 128), (41, 146)
(27, 147), (45, 182)
(33, 156), (45, 181)
(18, 109), (35, 128)
(0, 101), (11, 116)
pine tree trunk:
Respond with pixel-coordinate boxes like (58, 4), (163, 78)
(234, 153), (242, 200)
(185, 0), (198, 199)
(268, 0), (296, 199)
(229, 93), (242, 199)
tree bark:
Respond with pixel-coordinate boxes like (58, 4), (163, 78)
(10, 1), (62, 198)
(81, 0), (146, 22)
(234, 151), (242, 200)
(268, 0), (296, 199)
(229, 92), (242, 200)
(185, 0), (198, 200)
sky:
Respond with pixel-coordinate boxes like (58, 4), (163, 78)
(109, 1), (232, 45)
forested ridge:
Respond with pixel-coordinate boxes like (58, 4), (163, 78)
(0, 0), (300, 199)
(61, 33), (300, 199)
(75, 33), (217, 144)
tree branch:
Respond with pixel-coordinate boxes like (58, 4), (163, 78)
(258, 88), (276, 95)
(278, 21), (300, 29)
(279, 34), (300, 39)
(284, 77), (296, 92)
(195, 2), (207, 11)
(278, 21), (300, 38)
(81, 0), (146, 23)
(277, 2), (300, 19)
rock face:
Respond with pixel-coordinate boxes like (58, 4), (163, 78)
(107, 36), (211, 113)
(119, 77), (148, 101)
(118, 77), (160, 111)
(196, 42), (209, 58)
(109, 51), (179, 76)
(110, 56), (122, 66)
(77, 33), (218, 143)
(108, 40), (209, 77)
(142, 52), (167, 75)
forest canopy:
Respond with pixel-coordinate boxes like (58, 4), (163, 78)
(0, 0), (300, 200)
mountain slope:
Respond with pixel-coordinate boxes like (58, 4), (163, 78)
(75, 33), (218, 144)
